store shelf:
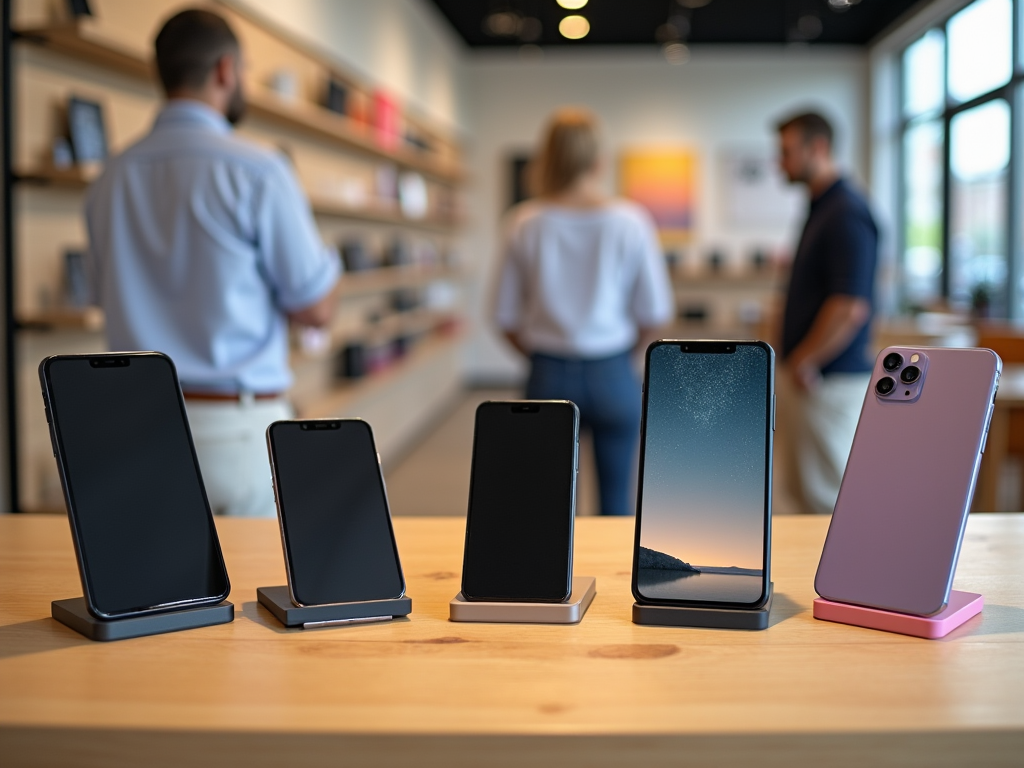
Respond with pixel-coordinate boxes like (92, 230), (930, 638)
(13, 166), (93, 188)
(309, 196), (461, 233)
(16, 307), (105, 331)
(336, 264), (463, 298)
(14, 24), (465, 184)
(294, 330), (463, 419)
(672, 273), (780, 290)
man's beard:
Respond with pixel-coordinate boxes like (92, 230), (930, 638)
(225, 82), (246, 125)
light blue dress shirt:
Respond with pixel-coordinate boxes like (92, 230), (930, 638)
(85, 100), (340, 393)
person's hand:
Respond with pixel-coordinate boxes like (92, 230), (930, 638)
(790, 357), (821, 393)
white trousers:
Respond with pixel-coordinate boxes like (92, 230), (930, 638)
(184, 398), (293, 518)
(777, 370), (869, 515)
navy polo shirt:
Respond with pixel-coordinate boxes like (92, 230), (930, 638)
(781, 178), (878, 375)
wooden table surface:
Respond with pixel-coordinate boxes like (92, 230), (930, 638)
(1, 514), (1023, 767)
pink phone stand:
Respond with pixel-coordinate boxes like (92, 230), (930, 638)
(812, 590), (983, 639)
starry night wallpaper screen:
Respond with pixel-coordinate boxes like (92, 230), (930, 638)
(636, 343), (770, 605)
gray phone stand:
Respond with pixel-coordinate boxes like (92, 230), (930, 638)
(52, 597), (234, 641)
(632, 584), (773, 630)
(449, 576), (596, 624)
(257, 585), (412, 628)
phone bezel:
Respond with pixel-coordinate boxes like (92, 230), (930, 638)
(266, 418), (407, 608)
(631, 339), (774, 610)
(38, 351), (231, 620)
(461, 399), (580, 603)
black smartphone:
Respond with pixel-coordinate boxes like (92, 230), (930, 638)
(266, 419), (405, 607)
(38, 352), (230, 619)
(461, 400), (579, 602)
(632, 340), (774, 609)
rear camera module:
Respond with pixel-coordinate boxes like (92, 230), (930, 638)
(875, 377), (895, 395)
(883, 352), (903, 372)
(900, 365), (921, 384)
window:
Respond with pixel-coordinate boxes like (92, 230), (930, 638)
(898, 0), (1023, 317)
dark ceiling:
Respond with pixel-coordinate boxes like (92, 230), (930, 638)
(427, 0), (928, 47)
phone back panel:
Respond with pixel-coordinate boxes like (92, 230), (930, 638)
(814, 346), (1000, 616)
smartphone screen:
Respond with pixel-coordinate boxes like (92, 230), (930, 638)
(40, 353), (230, 618)
(633, 341), (773, 608)
(461, 401), (579, 602)
(267, 420), (404, 606)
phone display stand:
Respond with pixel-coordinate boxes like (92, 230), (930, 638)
(813, 590), (983, 639)
(51, 597), (233, 642)
(449, 576), (596, 624)
(631, 584), (773, 630)
(257, 585), (411, 629)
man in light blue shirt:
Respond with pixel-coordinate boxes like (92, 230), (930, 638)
(85, 9), (339, 517)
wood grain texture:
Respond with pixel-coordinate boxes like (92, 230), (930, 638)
(1, 514), (1022, 767)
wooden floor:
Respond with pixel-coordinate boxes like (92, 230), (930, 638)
(384, 388), (600, 517)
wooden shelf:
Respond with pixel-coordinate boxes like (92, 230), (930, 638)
(14, 24), (465, 183)
(673, 273), (780, 290)
(16, 307), (105, 331)
(294, 330), (463, 418)
(336, 264), (463, 298)
(13, 165), (92, 188)
(309, 196), (461, 232)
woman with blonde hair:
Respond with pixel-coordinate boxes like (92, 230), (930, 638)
(494, 108), (674, 516)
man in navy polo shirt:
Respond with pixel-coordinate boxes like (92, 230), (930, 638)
(776, 112), (878, 515)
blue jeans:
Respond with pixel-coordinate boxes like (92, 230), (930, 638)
(526, 351), (641, 516)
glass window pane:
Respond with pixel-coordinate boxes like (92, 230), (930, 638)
(949, 99), (1011, 316)
(948, 0), (1013, 103)
(903, 30), (945, 118)
(902, 121), (944, 308)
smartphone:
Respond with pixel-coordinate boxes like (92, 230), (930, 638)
(632, 340), (774, 609)
(266, 419), (405, 607)
(39, 352), (230, 619)
(815, 346), (1001, 616)
(461, 400), (579, 602)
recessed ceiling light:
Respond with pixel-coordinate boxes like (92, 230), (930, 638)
(559, 15), (590, 40)
(557, 0), (588, 9)
(663, 42), (690, 64)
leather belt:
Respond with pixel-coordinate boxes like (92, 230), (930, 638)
(182, 391), (284, 403)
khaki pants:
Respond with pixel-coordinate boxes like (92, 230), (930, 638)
(184, 397), (293, 518)
(776, 369), (869, 515)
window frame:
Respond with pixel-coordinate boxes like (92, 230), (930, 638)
(897, 0), (1024, 317)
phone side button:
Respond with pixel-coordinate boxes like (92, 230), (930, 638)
(772, 394), (777, 432)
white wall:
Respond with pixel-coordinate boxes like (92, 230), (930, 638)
(461, 46), (870, 382)
(234, 0), (470, 133)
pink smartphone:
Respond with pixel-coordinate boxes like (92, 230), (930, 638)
(814, 346), (1001, 616)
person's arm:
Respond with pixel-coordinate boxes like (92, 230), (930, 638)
(628, 207), (675, 356)
(787, 295), (871, 391)
(255, 155), (341, 328)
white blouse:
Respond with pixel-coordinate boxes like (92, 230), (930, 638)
(494, 199), (674, 358)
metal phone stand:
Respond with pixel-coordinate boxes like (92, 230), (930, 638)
(632, 584), (773, 630)
(51, 597), (234, 642)
(813, 590), (983, 639)
(257, 585), (411, 629)
(449, 576), (597, 624)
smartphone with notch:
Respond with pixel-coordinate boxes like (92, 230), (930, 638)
(266, 419), (405, 607)
(461, 400), (579, 602)
(632, 340), (774, 609)
(815, 346), (1001, 616)
(39, 352), (230, 620)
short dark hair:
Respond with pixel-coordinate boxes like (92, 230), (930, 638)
(154, 9), (239, 94)
(776, 111), (834, 149)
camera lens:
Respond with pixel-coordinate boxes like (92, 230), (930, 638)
(875, 377), (895, 395)
(900, 365), (921, 384)
(883, 352), (903, 372)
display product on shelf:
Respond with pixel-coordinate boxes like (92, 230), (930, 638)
(815, 346), (1000, 618)
(632, 340), (774, 625)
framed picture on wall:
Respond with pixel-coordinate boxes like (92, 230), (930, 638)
(67, 96), (108, 163)
(720, 148), (801, 229)
(619, 148), (697, 242)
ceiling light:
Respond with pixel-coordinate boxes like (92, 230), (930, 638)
(677, 0), (711, 8)
(484, 11), (521, 37)
(828, 0), (861, 8)
(559, 15), (590, 40)
(519, 16), (542, 43)
(663, 41), (690, 64)
(557, 0), (588, 9)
